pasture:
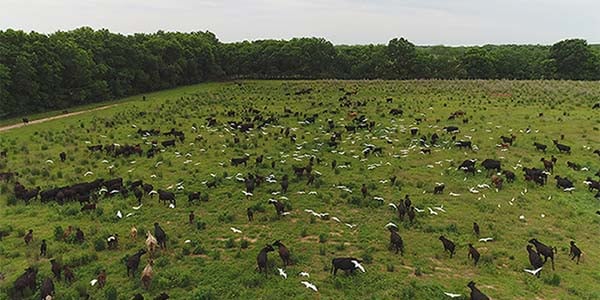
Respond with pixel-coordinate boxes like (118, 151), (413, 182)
(0, 80), (599, 299)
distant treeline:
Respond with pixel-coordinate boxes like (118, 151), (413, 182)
(1, 27), (599, 117)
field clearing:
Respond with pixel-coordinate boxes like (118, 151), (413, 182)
(1, 80), (600, 299)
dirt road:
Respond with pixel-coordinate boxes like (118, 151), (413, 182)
(0, 105), (117, 133)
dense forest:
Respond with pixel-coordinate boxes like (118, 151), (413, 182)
(0, 27), (599, 117)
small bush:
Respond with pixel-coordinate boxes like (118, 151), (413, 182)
(94, 238), (106, 251)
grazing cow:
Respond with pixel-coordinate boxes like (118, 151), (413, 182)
(397, 201), (407, 221)
(389, 108), (402, 116)
(188, 192), (200, 204)
(154, 223), (167, 249)
(280, 175), (289, 193)
(40, 277), (55, 299)
(443, 126), (460, 134)
(246, 207), (254, 222)
(133, 293), (144, 300)
(157, 190), (175, 205)
(502, 170), (515, 183)
(529, 238), (556, 270)
(24, 229), (33, 245)
(22, 118), (29, 124)
(523, 167), (548, 186)
(268, 199), (285, 216)
(97, 270), (106, 288)
(141, 260), (154, 290)
(154, 293), (170, 300)
(566, 161), (580, 171)
(50, 259), (61, 280)
(481, 159), (501, 173)
(75, 228), (85, 243)
(468, 244), (480, 266)
(410, 128), (419, 136)
(540, 158), (554, 172)
(388, 227), (404, 255)
(407, 206), (416, 223)
(257, 244), (275, 276)
(361, 184), (368, 198)
(569, 241), (582, 264)
(555, 176), (574, 190)
(594, 149), (600, 157)
(433, 184), (445, 194)
(107, 234), (119, 250)
(458, 159), (477, 173)
(331, 257), (363, 275)
(500, 134), (516, 145)
(161, 140), (176, 148)
(467, 281), (490, 300)
(273, 240), (292, 266)
(553, 140), (571, 154)
(439, 236), (456, 258)
(527, 245), (544, 277)
(455, 140), (472, 150)
(13, 267), (37, 297)
(63, 265), (75, 283)
(231, 156), (249, 166)
(533, 142), (547, 152)
(473, 222), (480, 236)
(127, 249), (147, 277)
(593, 103), (600, 109)
(146, 231), (158, 254)
(40, 239), (47, 257)
(586, 177), (600, 192)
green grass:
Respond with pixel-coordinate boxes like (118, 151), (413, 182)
(1, 80), (599, 299)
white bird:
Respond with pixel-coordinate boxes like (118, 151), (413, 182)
(46, 159), (54, 164)
(524, 267), (543, 276)
(479, 237), (494, 242)
(414, 207), (425, 213)
(351, 260), (365, 272)
(332, 217), (341, 223)
(184, 240), (191, 243)
(126, 213), (134, 218)
(132, 204), (143, 210)
(564, 187), (576, 192)
(469, 187), (480, 194)
(84, 171), (94, 177)
(519, 215), (525, 220)
(388, 203), (397, 210)
(308, 191), (317, 195)
(449, 192), (461, 197)
(443, 292), (462, 298)
(345, 223), (357, 229)
(299, 272), (310, 278)
(90, 279), (98, 286)
(155, 161), (163, 167)
(230, 227), (242, 234)
(150, 174), (157, 178)
(373, 196), (384, 201)
(428, 207), (438, 215)
(168, 203), (175, 209)
(148, 190), (157, 195)
(110, 190), (120, 194)
(300, 281), (318, 292)
(241, 191), (253, 197)
(116, 210), (123, 219)
(385, 222), (398, 229)
(277, 268), (287, 279)
(433, 205), (446, 212)
(281, 212), (292, 216)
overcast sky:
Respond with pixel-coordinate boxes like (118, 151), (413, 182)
(1, 0), (598, 45)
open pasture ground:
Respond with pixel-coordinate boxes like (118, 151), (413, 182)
(0, 80), (600, 299)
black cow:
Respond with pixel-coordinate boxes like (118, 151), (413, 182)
(154, 223), (167, 249)
(388, 228), (404, 255)
(257, 244), (275, 276)
(555, 176), (574, 190)
(481, 159), (501, 173)
(443, 126), (459, 133)
(59, 152), (67, 162)
(161, 140), (176, 148)
(13, 267), (37, 297)
(272, 240), (292, 266)
(529, 238), (556, 270)
(331, 257), (363, 275)
(533, 142), (547, 152)
(157, 190), (175, 205)
(468, 244), (480, 266)
(126, 249), (147, 277)
(231, 156), (249, 166)
(40, 277), (55, 299)
(553, 140), (571, 154)
(439, 236), (455, 258)
(455, 140), (472, 150)
(527, 245), (544, 277)
(467, 281), (490, 300)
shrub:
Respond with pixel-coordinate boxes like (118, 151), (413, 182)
(104, 286), (118, 300)
(318, 234), (328, 243)
(94, 238), (106, 251)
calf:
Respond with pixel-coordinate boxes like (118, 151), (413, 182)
(50, 259), (62, 280)
(555, 176), (574, 190)
(247, 207), (254, 222)
(491, 174), (503, 189)
(388, 228), (404, 255)
(268, 199), (285, 216)
(24, 229), (33, 245)
(553, 140), (571, 154)
(154, 223), (167, 249)
(433, 184), (445, 194)
(161, 140), (176, 148)
(157, 190), (175, 205)
(529, 238), (556, 270)
(439, 236), (456, 258)
(467, 281), (490, 300)
(540, 158), (554, 172)
(127, 249), (147, 277)
(527, 245), (544, 277)
(455, 140), (472, 150)
(585, 177), (600, 192)
(502, 170), (515, 183)
(569, 241), (582, 264)
(141, 260), (154, 290)
(188, 192), (200, 204)
(566, 161), (580, 171)
(331, 257), (363, 275)
(273, 240), (292, 266)
(231, 156), (249, 166)
(533, 142), (547, 152)
(468, 244), (480, 266)
(257, 244), (275, 275)
(97, 270), (106, 288)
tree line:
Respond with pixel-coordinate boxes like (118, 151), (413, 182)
(1, 27), (599, 117)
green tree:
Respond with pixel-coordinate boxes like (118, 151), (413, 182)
(387, 38), (417, 79)
(549, 39), (597, 80)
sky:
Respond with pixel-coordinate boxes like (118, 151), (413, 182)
(0, 0), (598, 46)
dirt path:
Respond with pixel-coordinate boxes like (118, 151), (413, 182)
(0, 104), (118, 133)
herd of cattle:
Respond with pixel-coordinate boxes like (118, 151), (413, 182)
(1, 83), (599, 299)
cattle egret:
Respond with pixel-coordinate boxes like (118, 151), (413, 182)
(46, 160), (54, 164)
(168, 203), (175, 209)
(116, 211), (123, 219)
(351, 260), (365, 272)
(241, 191), (253, 197)
(299, 272), (310, 278)
(126, 213), (134, 217)
(184, 240), (191, 244)
(414, 207), (425, 213)
(90, 279), (98, 286)
(388, 203), (397, 210)
(524, 267), (543, 276)
(148, 190), (157, 195)
(443, 292), (462, 298)
(332, 217), (341, 223)
(433, 205), (445, 212)
(428, 207), (438, 215)
(277, 268), (287, 279)
(449, 192), (461, 197)
(519, 215), (525, 220)
(479, 237), (493, 242)
(300, 281), (318, 292)
(230, 227), (242, 234)
(84, 171), (94, 177)
(385, 222), (398, 229)
(345, 223), (357, 229)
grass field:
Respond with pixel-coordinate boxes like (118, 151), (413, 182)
(1, 80), (599, 300)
